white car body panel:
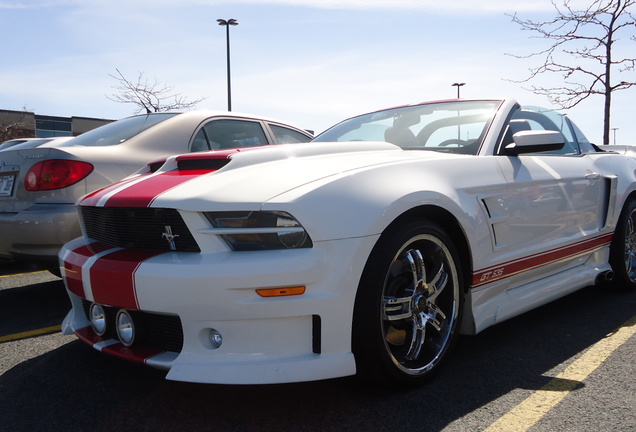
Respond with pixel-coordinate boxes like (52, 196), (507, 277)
(59, 98), (636, 384)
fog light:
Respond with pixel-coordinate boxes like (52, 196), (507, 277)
(89, 303), (106, 336)
(116, 310), (135, 347)
(209, 329), (223, 349)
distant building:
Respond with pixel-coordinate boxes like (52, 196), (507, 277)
(0, 109), (113, 141)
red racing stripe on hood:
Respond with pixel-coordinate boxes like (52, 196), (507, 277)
(80, 175), (147, 207)
(101, 169), (213, 207)
(80, 150), (241, 208)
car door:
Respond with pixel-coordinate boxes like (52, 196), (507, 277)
(482, 107), (610, 285)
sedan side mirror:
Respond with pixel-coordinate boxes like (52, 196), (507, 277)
(504, 130), (566, 156)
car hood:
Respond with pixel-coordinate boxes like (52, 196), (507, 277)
(82, 142), (464, 211)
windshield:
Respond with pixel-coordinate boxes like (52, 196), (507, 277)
(58, 113), (179, 147)
(314, 100), (501, 155)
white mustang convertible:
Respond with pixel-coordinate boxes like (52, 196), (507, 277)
(60, 99), (636, 388)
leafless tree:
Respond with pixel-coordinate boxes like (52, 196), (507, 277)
(107, 68), (205, 114)
(0, 108), (34, 142)
(508, 0), (636, 144)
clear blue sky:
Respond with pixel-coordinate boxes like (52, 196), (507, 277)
(1, 0), (634, 144)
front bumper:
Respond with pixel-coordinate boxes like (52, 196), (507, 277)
(0, 203), (80, 265)
(59, 233), (378, 384)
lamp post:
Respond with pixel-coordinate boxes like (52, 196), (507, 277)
(452, 82), (465, 99)
(217, 18), (238, 111)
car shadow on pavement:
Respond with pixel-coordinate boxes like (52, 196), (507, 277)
(1, 284), (635, 432)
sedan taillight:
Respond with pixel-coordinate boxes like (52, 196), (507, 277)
(25, 160), (94, 191)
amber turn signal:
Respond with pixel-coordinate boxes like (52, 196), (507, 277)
(256, 286), (306, 297)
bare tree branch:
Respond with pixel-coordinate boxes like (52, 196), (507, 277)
(106, 69), (205, 114)
(506, 0), (636, 144)
(0, 107), (34, 142)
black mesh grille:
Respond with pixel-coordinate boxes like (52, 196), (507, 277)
(82, 300), (184, 352)
(79, 206), (200, 252)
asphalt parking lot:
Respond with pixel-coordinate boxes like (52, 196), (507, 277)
(1, 264), (635, 432)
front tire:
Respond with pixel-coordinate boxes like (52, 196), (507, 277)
(609, 198), (636, 291)
(353, 220), (464, 388)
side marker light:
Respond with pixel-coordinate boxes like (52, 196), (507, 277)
(256, 286), (306, 297)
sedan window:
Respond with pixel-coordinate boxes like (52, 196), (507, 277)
(194, 119), (269, 151)
(59, 113), (178, 147)
(269, 124), (312, 144)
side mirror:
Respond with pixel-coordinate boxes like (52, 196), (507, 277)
(504, 130), (566, 156)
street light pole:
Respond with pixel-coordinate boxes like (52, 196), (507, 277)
(611, 127), (619, 145)
(451, 82), (465, 99)
(217, 18), (238, 111)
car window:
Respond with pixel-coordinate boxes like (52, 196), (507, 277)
(568, 118), (596, 153)
(192, 119), (269, 151)
(498, 107), (580, 155)
(313, 100), (500, 155)
(0, 139), (32, 150)
(269, 124), (312, 144)
(58, 113), (178, 147)
(191, 129), (211, 152)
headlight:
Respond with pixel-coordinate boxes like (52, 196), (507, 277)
(204, 211), (313, 251)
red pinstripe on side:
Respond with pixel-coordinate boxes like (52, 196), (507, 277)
(472, 232), (613, 288)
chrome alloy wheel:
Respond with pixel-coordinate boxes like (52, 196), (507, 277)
(623, 207), (636, 283)
(609, 199), (636, 292)
(380, 234), (460, 376)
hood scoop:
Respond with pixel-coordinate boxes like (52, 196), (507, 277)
(149, 149), (242, 173)
(176, 158), (232, 171)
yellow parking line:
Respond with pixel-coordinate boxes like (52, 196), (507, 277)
(484, 314), (636, 432)
(0, 325), (62, 343)
(0, 270), (48, 278)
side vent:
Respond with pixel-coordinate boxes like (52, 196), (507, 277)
(312, 315), (321, 354)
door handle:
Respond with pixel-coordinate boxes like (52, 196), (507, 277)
(585, 173), (601, 181)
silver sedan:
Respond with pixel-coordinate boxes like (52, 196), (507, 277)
(0, 111), (312, 273)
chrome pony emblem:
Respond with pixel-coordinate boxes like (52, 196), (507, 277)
(162, 226), (180, 250)
(0, 161), (5, 169)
